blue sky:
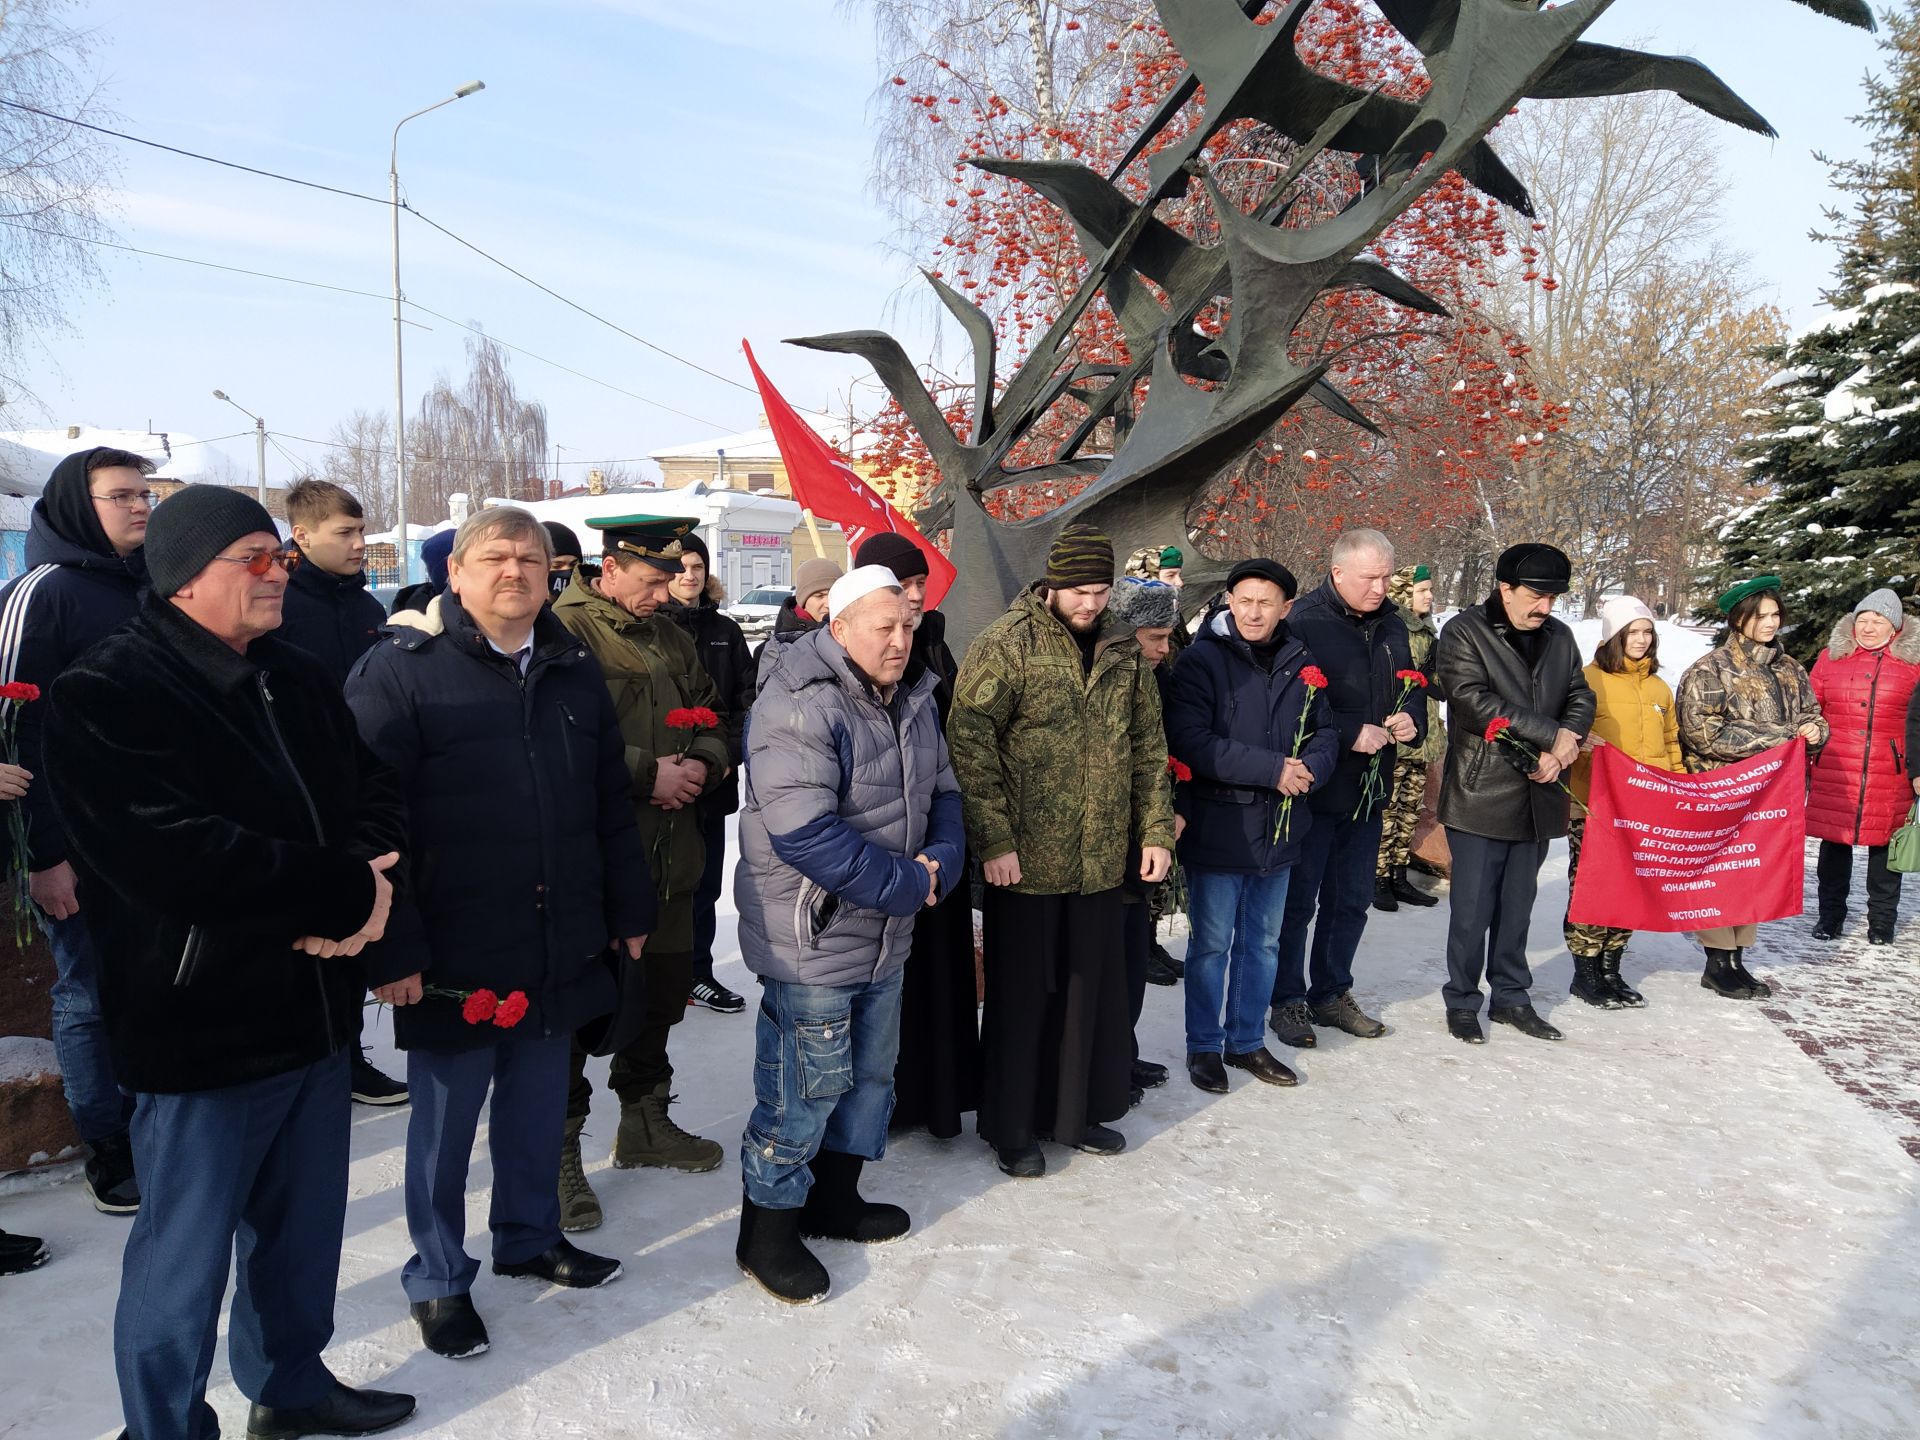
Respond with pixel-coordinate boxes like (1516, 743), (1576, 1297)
(19, 0), (1888, 492)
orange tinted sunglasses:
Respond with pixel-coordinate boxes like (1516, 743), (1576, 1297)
(211, 548), (302, 577)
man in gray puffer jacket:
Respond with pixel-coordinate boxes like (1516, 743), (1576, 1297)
(732, 565), (965, 1305)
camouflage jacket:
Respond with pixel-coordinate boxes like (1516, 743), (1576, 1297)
(1388, 568), (1446, 765)
(949, 585), (1176, 896)
(553, 572), (729, 947)
(1676, 632), (1828, 772)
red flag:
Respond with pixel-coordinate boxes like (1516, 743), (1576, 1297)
(742, 339), (956, 609)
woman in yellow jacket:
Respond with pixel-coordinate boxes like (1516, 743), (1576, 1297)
(1565, 597), (1685, 1010)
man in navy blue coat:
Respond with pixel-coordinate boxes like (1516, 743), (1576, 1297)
(347, 506), (656, 1363)
(1265, 530), (1425, 1050)
(0, 446), (154, 1217)
(1165, 560), (1339, 1093)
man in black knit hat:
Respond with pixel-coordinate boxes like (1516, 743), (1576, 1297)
(0, 447), (155, 1220)
(45, 483), (416, 1439)
(949, 523), (1176, 1177)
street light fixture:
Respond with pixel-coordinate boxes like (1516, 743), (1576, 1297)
(389, 79), (485, 584)
(211, 389), (268, 507)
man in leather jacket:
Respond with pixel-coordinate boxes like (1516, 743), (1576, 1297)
(1434, 543), (1595, 1045)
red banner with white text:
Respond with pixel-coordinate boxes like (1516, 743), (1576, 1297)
(1567, 740), (1807, 933)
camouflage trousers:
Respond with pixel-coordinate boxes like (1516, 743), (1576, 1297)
(1375, 752), (1429, 878)
(1563, 817), (1633, 958)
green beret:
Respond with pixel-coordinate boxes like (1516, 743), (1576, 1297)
(1158, 545), (1184, 568)
(1412, 564), (1431, 583)
(1716, 575), (1781, 615)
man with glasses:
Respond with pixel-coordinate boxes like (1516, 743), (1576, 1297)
(0, 447), (157, 1221)
(278, 477), (409, 1108)
(43, 483), (417, 1440)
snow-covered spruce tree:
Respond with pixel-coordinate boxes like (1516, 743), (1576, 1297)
(1708, 5), (1920, 662)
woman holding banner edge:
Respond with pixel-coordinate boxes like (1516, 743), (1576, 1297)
(1565, 598), (1684, 1010)
(1675, 576), (1829, 999)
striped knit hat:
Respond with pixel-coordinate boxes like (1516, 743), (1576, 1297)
(1043, 523), (1114, 590)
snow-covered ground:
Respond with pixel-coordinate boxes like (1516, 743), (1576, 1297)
(4, 812), (1919, 1440)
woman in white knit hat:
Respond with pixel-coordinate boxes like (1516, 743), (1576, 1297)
(1564, 597), (1684, 1009)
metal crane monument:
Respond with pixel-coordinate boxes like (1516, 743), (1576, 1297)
(791, 0), (1874, 646)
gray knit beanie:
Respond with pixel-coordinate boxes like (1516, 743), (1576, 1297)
(1854, 587), (1904, 629)
(1108, 577), (1179, 631)
(144, 485), (280, 597)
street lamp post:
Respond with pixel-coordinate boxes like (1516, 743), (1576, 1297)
(211, 390), (267, 507)
(390, 79), (485, 585)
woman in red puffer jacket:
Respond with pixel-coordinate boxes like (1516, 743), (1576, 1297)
(1808, 588), (1920, 945)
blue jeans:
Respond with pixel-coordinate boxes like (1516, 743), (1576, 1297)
(742, 966), (904, 1210)
(1272, 808), (1386, 1009)
(117, 1050), (350, 1440)
(1184, 868), (1293, 1055)
(401, 1032), (570, 1303)
(46, 910), (128, 1142)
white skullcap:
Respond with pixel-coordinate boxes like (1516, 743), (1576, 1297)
(827, 564), (901, 619)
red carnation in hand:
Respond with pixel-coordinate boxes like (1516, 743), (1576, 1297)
(1299, 666), (1329, 690)
(492, 990), (530, 1028)
(1167, 756), (1193, 783)
(1484, 716), (1513, 744)
(665, 707), (719, 730)
(1395, 669), (1428, 688)
(0, 682), (40, 703)
(461, 989), (500, 1024)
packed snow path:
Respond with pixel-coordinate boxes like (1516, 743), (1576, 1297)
(3, 835), (1916, 1440)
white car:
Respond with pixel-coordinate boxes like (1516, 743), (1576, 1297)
(728, 585), (792, 637)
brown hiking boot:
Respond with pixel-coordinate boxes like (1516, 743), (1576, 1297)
(612, 1083), (724, 1173)
(558, 1116), (602, 1232)
(1310, 991), (1386, 1038)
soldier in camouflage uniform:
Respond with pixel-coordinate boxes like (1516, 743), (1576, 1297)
(949, 524), (1176, 1179)
(554, 516), (733, 1230)
(1374, 564), (1444, 911)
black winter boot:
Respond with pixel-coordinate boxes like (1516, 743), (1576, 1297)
(1598, 947), (1645, 1008)
(1390, 866), (1439, 907)
(1568, 953), (1623, 1009)
(737, 1196), (830, 1304)
(1700, 948), (1757, 999)
(1372, 875), (1399, 913)
(1730, 948), (1771, 999)
(799, 1150), (910, 1244)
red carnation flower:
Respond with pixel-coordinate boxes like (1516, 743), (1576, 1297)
(492, 990), (530, 1029)
(1167, 756), (1193, 783)
(1484, 716), (1513, 744)
(0, 682), (40, 703)
(1299, 666), (1329, 691)
(1395, 669), (1428, 688)
(461, 989), (500, 1024)
(665, 707), (719, 730)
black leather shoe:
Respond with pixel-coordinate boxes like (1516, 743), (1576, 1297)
(1810, 917), (1843, 941)
(1700, 948), (1759, 999)
(1268, 1001), (1317, 1048)
(1144, 942), (1183, 986)
(1490, 1003), (1564, 1041)
(247, 1380), (416, 1439)
(409, 1294), (489, 1359)
(0, 1228), (49, 1275)
(1187, 1050), (1229, 1093)
(492, 1238), (623, 1288)
(1446, 1009), (1486, 1045)
(350, 1051), (408, 1107)
(1390, 867), (1440, 907)
(1130, 1058), (1169, 1089)
(1062, 1123), (1126, 1155)
(1222, 1046), (1298, 1087)
(995, 1144), (1046, 1178)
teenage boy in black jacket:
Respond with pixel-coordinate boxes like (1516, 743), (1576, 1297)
(45, 485), (416, 1440)
(0, 446), (154, 1216)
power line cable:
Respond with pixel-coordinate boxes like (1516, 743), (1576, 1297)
(0, 97), (388, 206)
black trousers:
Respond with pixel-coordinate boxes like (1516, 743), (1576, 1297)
(978, 887), (1129, 1150)
(1123, 897), (1150, 1064)
(690, 803), (728, 987)
(566, 947), (691, 1121)
(1817, 840), (1903, 936)
(1443, 830), (1550, 1013)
